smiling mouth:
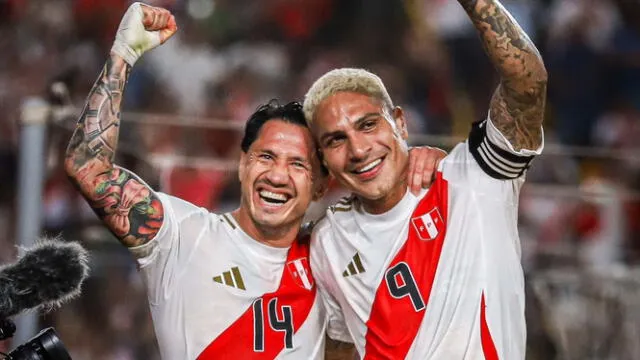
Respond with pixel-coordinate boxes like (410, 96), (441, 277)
(352, 157), (384, 175)
(258, 190), (291, 206)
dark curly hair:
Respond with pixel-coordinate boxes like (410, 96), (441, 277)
(240, 100), (307, 152)
(240, 100), (327, 176)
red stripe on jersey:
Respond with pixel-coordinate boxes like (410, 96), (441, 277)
(480, 293), (499, 360)
(197, 238), (317, 359)
(364, 173), (449, 359)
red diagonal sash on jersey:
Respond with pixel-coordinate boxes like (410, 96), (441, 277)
(363, 172), (449, 359)
(197, 238), (317, 359)
(480, 292), (499, 360)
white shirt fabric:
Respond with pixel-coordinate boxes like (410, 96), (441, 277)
(311, 117), (543, 359)
(130, 195), (327, 359)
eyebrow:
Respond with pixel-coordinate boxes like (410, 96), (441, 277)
(354, 112), (383, 126)
(258, 149), (310, 165)
(258, 149), (277, 157)
(319, 112), (382, 144)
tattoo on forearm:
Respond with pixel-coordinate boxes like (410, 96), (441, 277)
(65, 55), (164, 247)
(491, 82), (545, 151)
(71, 56), (128, 165)
(459, 0), (547, 150)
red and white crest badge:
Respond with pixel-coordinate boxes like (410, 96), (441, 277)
(411, 207), (444, 241)
(287, 257), (314, 290)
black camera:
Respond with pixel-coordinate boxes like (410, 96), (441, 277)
(0, 318), (71, 360)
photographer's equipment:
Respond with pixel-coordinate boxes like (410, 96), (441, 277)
(0, 240), (89, 319)
(0, 319), (71, 360)
(0, 239), (89, 359)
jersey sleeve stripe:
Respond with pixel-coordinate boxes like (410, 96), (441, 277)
(476, 147), (519, 179)
(468, 120), (535, 180)
(480, 138), (528, 170)
(479, 143), (524, 174)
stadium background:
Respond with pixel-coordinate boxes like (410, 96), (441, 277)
(0, 0), (639, 358)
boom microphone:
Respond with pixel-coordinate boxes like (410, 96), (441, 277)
(0, 239), (90, 319)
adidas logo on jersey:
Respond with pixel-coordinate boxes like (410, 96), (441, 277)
(213, 266), (246, 290)
(342, 253), (365, 277)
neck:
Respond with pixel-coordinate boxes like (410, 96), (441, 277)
(359, 155), (410, 214)
(359, 179), (408, 214)
(232, 208), (299, 248)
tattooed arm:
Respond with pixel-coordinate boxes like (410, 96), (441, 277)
(64, 3), (176, 247)
(64, 55), (162, 247)
(458, 0), (547, 151)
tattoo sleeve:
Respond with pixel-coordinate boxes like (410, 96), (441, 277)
(324, 336), (357, 360)
(459, 0), (547, 151)
(64, 54), (164, 247)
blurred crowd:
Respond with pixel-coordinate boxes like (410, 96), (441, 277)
(0, 0), (639, 358)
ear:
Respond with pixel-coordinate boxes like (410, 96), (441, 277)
(392, 106), (408, 140)
(238, 152), (247, 182)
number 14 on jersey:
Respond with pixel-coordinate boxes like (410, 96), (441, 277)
(253, 298), (294, 352)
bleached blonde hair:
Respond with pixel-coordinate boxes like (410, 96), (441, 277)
(303, 68), (394, 125)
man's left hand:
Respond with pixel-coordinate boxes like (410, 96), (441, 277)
(407, 146), (447, 195)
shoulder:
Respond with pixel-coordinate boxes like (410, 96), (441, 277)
(157, 192), (224, 231)
(310, 214), (332, 251)
(309, 205), (340, 270)
(327, 195), (357, 217)
(310, 194), (361, 249)
(157, 192), (209, 219)
(311, 195), (358, 236)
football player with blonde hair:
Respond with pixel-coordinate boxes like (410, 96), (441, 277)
(305, 0), (547, 358)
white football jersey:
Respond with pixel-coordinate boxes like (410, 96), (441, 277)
(311, 117), (543, 359)
(130, 194), (327, 360)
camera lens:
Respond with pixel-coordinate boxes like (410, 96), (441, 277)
(0, 318), (16, 341)
(7, 328), (72, 360)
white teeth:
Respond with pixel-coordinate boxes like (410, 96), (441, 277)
(355, 159), (382, 174)
(259, 190), (288, 202)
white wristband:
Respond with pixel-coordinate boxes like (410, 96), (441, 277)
(110, 2), (162, 66)
(111, 42), (141, 66)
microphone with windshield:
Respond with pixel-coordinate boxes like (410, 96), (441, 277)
(0, 238), (90, 359)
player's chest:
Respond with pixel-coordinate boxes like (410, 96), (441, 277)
(180, 250), (283, 304)
(177, 247), (320, 358)
(326, 224), (410, 307)
(179, 240), (316, 312)
(329, 190), (451, 317)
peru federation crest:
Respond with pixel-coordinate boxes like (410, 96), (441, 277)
(287, 257), (314, 290)
(411, 207), (444, 241)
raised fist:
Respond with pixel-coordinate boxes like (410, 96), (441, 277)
(111, 2), (177, 66)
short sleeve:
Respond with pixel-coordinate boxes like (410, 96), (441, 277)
(467, 115), (544, 180)
(129, 192), (212, 305)
(310, 223), (353, 343)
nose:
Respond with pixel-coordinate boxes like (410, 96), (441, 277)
(265, 160), (289, 186)
(347, 134), (372, 163)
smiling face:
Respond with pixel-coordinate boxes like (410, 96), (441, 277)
(237, 119), (325, 241)
(312, 91), (409, 213)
